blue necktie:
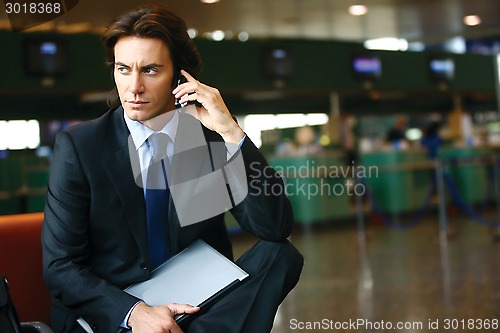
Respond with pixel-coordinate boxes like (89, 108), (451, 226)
(145, 133), (171, 269)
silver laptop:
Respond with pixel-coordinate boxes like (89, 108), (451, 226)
(78, 239), (248, 332)
(125, 239), (248, 308)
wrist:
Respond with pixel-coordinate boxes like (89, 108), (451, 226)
(221, 125), (245, 144)
(127, 301), (147, 327)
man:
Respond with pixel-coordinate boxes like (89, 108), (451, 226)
(42, 4), (303, 333)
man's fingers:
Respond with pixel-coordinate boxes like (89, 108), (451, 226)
(180, 69), (195, 82)
(173, 81), (201, 101)
(172, 69), (198, 95)
(168, 303), (201, 315)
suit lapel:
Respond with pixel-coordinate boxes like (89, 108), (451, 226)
(101, 107), (149, 263)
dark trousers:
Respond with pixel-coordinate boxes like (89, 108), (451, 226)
(187, 240), (304, 333)
(60, 240), (303, 333)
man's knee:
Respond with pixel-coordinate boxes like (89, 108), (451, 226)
(275, 240), (303, 271)
(237, 239), (303, 281)
(255, 240), (303, 279)
(279, 240), (303, 282)
(258, 240), (303, 300)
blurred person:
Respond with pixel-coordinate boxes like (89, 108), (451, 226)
(275, 138), (297, 156)
(295, 126), (322, 155)
(42, 4), (303, 333)
(386, 115), (409, 150)
(421, 121), (442, 159)
(340, 114), (358, 165)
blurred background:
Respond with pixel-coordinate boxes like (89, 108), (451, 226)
(1, 0), (500, 332)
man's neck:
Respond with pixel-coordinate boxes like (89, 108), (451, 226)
(141, 111), (175, 132)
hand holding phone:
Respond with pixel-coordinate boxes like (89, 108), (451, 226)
(172, 69), (244, 144)
(174, 74), (202, 108)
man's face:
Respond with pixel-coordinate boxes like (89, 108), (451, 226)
(114, 36), (175, 127)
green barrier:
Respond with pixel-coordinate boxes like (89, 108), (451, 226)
(438, 147), (492, 205)
(0, 155), (50, 214)
(0, 195), (20, 215)
(26, 168), (50, 213)
(409, 152), (434, 209)
(360, 150), (433, 214)
(269, 154), (351, 224)
(0, 159), (20, 215)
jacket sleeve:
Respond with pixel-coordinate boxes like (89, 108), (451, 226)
(42, 130), (139, 332)
(228, 135), (294, 241)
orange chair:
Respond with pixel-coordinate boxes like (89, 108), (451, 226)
(0, 213), (51, 327)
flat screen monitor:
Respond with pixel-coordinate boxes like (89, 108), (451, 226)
(262, 47), (293, 80)
(428, 57), (454, 82)
(23, 38), (70, 77)
(352, 55), (382, 80)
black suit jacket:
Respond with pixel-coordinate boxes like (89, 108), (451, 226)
(42, 107), (293, 332)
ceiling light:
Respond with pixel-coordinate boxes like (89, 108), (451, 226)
(348, 5), (368, 16)
(364, 38), (408, 51)
(442, 36), (466, 54)
(200, 0), (220, 3)
(238, 32), (249, 42)
(187, 28), (198, 39)
(408, 42), (425, 51)
(211, 30), (225, 41)
(464, 15), (481, 26)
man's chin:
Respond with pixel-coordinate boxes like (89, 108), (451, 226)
(124, 108), (147, 121)
(124, 109), (157, 125)
(125, 110), (175, 130)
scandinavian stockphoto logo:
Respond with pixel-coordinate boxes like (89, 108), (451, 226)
(3, 0), (79, 32)
(129, 107), (249, 227)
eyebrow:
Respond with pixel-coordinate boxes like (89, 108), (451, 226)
(115, 62), (165, 70)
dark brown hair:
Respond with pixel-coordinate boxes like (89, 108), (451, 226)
(102, 4), (202, 108)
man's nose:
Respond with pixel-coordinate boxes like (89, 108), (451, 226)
(130, 73), (144, 94)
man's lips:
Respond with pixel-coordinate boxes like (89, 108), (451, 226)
(127, 100), (149, 104)
(126, 100), (150, 107)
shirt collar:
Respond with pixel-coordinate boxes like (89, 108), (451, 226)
(124, 110), (179, 150)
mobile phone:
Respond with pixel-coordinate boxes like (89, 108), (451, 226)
(174, 74), (202, 108)
(174, 74), (187, 108)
